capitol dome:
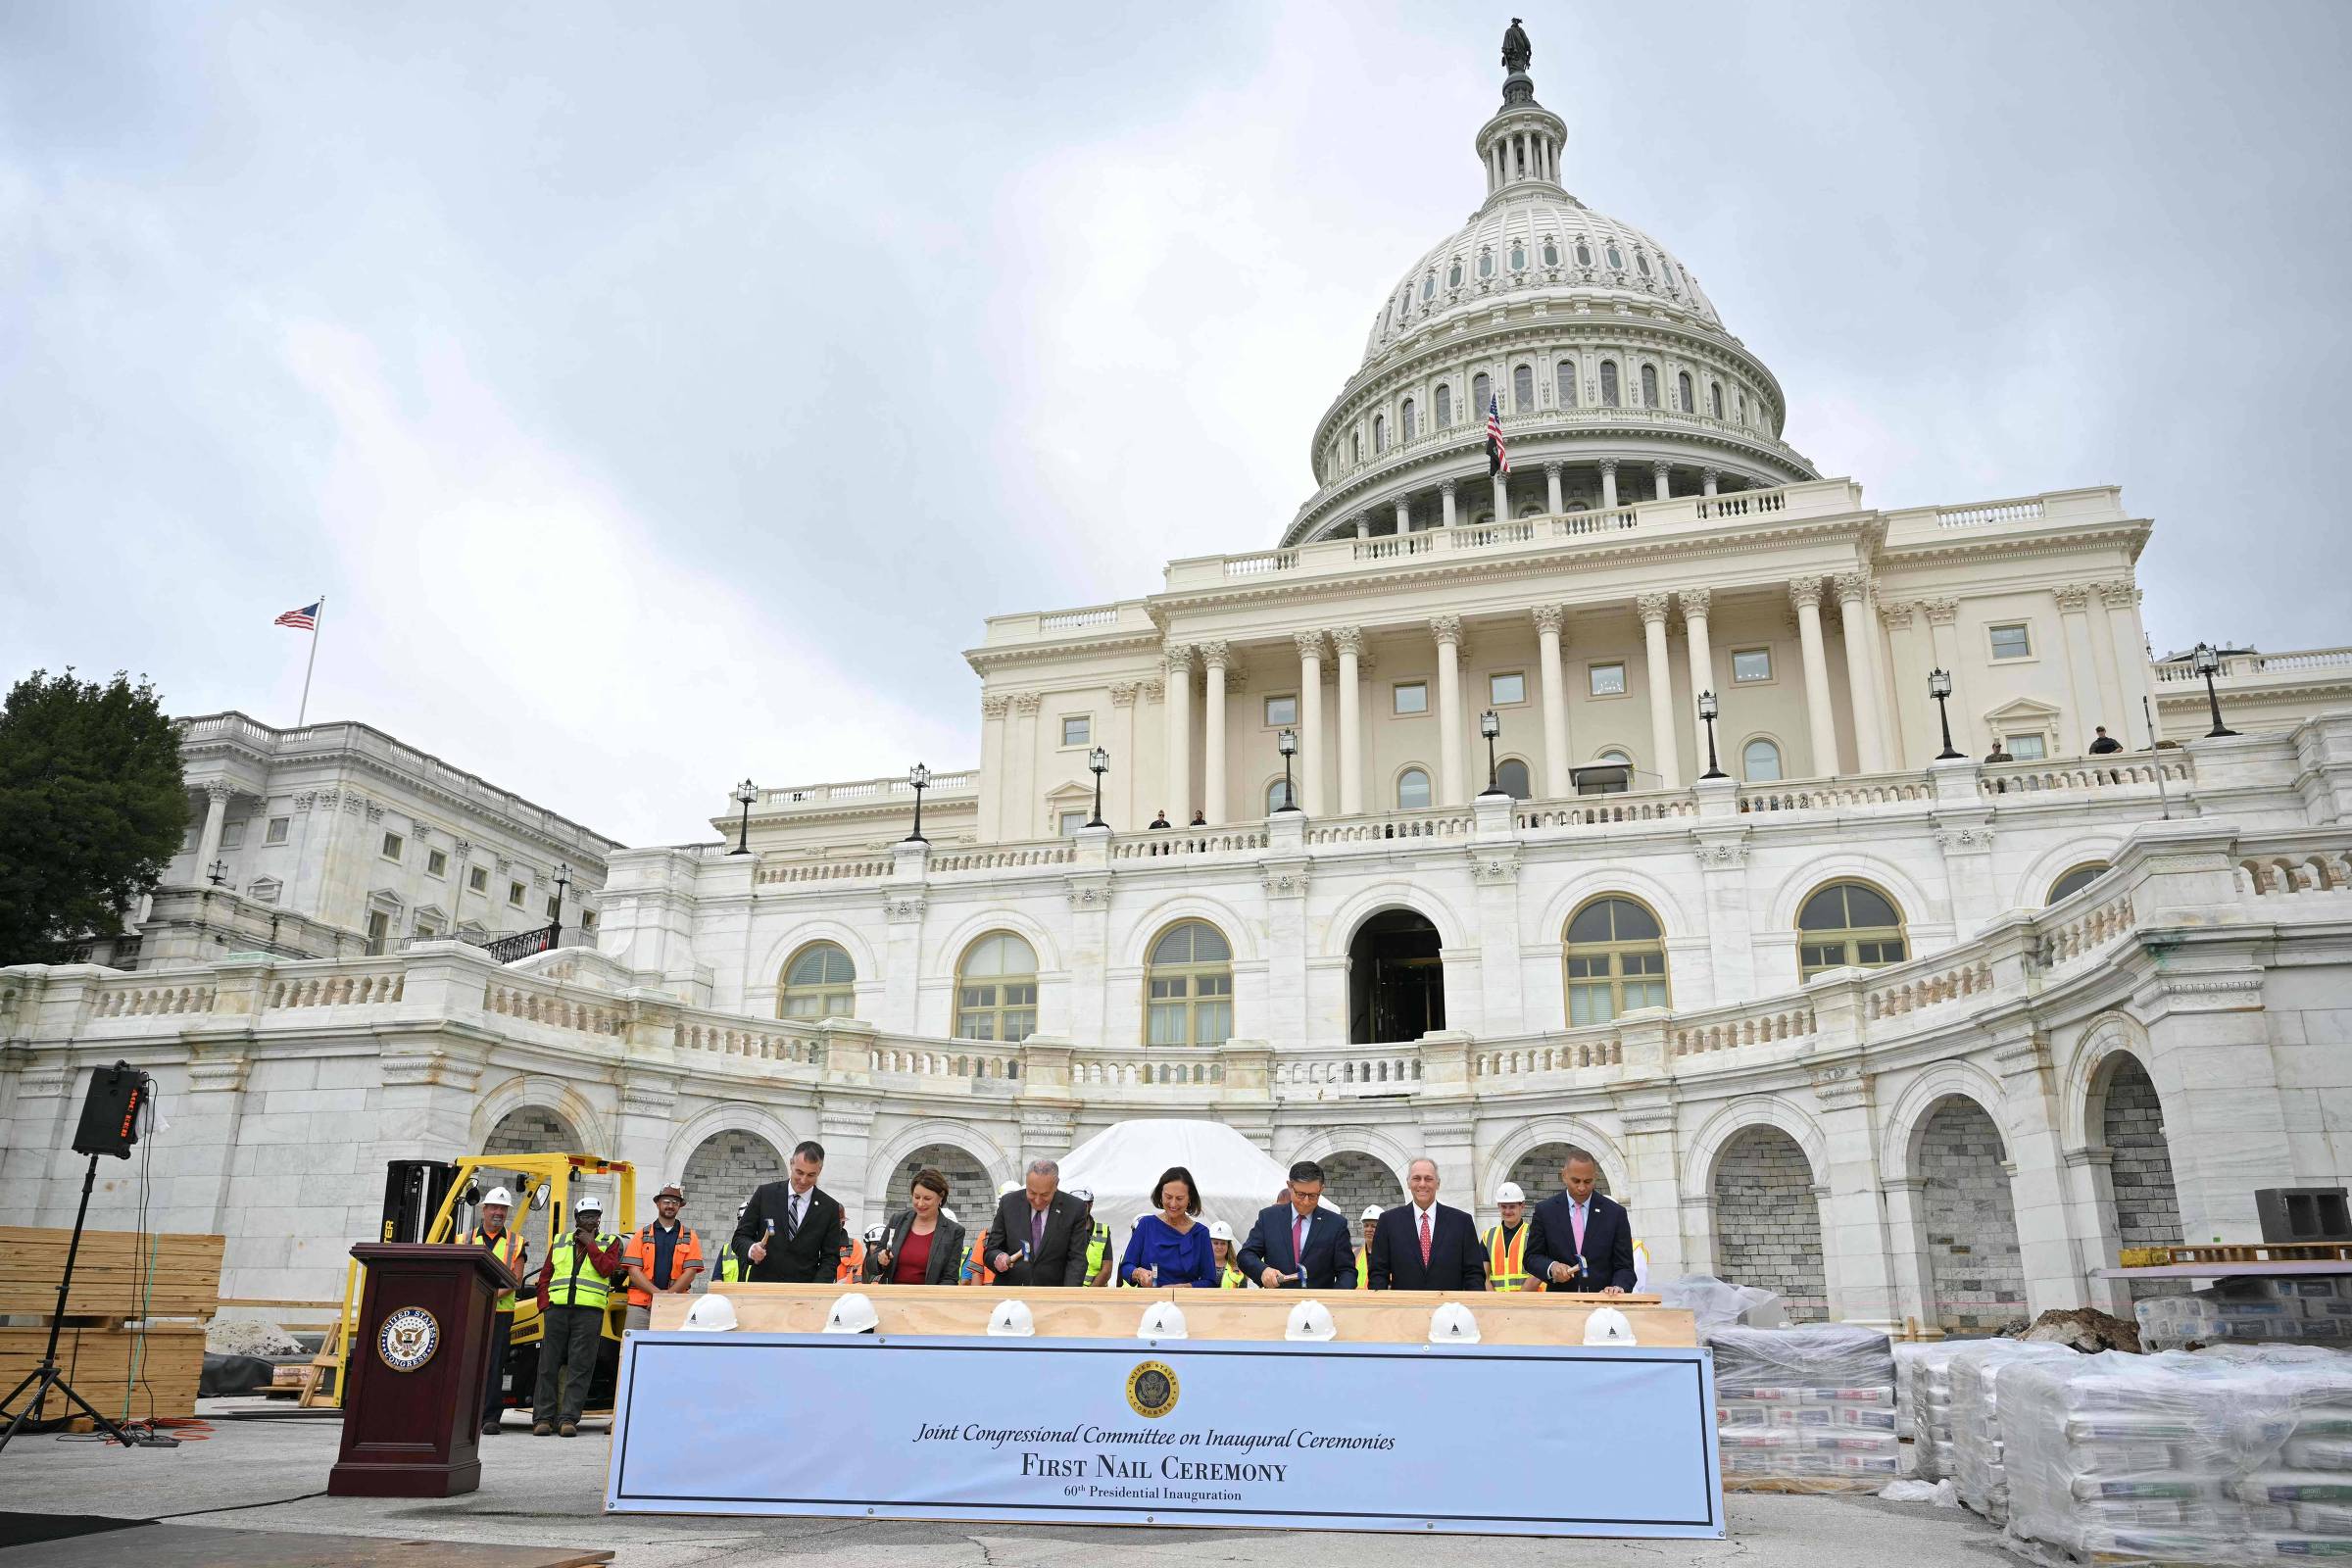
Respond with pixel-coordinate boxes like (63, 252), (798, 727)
(1280, 28), (1817, 547)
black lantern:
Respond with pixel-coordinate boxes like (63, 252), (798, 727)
(1275, 727), (1300, 814)
(551, 862), (570, 945)
(1928, 668), (1962, 760)
(2192, 643), (2237, 738)
(906, 762), (932, 844)
(1086, 746), (1109, 828)
(1697, 690), (1726, 779)
(1479, 709), (1504, 796)
(729, 778), (757, 855)
(207, 858), (229, 887)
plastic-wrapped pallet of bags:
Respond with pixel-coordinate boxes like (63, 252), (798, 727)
(1895, 1340), (1968, 1483)
(1711, 1324), (1898, 1492)
(1947, 1339), (2078, 1522)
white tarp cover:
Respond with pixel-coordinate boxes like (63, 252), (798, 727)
(1055, 1118), (1328, 1250)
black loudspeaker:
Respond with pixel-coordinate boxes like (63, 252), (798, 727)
(380, 1158), (459, 1243)
(71, 1061), (151, 1160)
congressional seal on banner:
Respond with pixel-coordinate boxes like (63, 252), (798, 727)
(1125, 1360), (1178, 1418)
(375, 1305), (440, 1372)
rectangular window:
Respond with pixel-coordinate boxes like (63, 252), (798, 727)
(415, 920), (441, 943)
(1589, 662), (1627, 697)
(1988, 623), (2033, 661)
(2007, 733), (2048, 761)
(468, 866), (489, 894)
(265, 817), (289, 845)
(1490, 671), (1526, 706)
(365, 909), (390, 956)
(1264, 694), (1298, 727)
(1061, 715), (1090, 747)
(220, 820), (246, 849)
(380, 832), (403, 860)
(1732, 649), (1773, 683)
(1058, 809), (1088, 836)
(426, 849), (448, 877)
(582, 910), (597, 930)
(547, 895), (562, 919)
(1393, 682), (1429, 715)
(509, 881), (526, 907)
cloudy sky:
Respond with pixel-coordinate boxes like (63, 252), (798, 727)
(6, 2), (2346, 847)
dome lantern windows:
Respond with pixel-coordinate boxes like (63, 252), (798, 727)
(1435, 384), (1453, 426)
(1709, 381), (1724, 419)
(1640, 364), (1660, 409)
(1677, 369), (1693, 412)
(1372, 414), (1387, 453)
(1599, 361), (1621, 408)
(1556, 360), (1578, 408)
(1472, 370), (1493, 414)
(1512, 363), (1535, 411)
(1401, 398), (1417, 441)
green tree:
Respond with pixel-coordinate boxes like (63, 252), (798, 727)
(0, 669), (188, 964)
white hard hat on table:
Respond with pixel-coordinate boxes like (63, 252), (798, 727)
(1286, 1299), (1338, 1342)
(988, 1299), (1036, 1338)
(1494, 1182), (1527, 1204)
(1137, 1301), (1188, 1341)
(481, 1187), (514, 1208)
(825, 1293), (880, 1335)
(1583, 1305), (1638, 1346)
(1429, 1302), (1481, 1344)
(683, 1295), (739, 1333)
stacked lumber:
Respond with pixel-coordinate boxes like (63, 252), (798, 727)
(0, 1323), (209, 1424)
(0, 1227), (223, 1320)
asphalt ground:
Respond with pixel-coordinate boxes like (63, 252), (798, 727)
(0, 1400), (2018, 1567)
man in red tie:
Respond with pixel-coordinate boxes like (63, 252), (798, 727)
(1367, 1158), (1487, 1291)
(1525, 1151), (1637, 1295)
(1238, 1161), (1355, 1290)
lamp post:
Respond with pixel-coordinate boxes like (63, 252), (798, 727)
(1086, 746), (1108, 828)
(1275, 728), (1300, 813)
(906, 762), (932, 843)
(729, 779), (756, 855)
(551, 862), (570, 947)
(2193, 643), (2237, 737)
(207, 858), (228, 887)
(1697, 690), (1727, 780)
(1479, 709), (1503, 796)
(1928, 668), (1962, 760)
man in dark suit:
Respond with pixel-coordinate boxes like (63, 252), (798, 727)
(1524, 1150), (1637, 1294)
(1238, 1160), (1355, 1290)
(1368, 1157), (1486, 1291)
(980, 1158), (1089, 1287)
(733, 1140), (852, 1284)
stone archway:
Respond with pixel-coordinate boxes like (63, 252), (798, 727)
(484, 1105), (577, 1157)
(883, 1142), (997, 1226)
(1916, 1096), (2027, 1334)
(1506, 1143), (1614, 1202)
(2099, 1055), (2180, 1299)
(1318, 1151), (1405, 1221)
(680, 1129), (785, 1259)
(1710, 1126), (1827, 1321)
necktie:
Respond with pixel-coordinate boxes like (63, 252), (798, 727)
(788, 1193), (804, 1239)
(1419, 1209), (1433, 1268)
(1293, 1214), (1306, 1282)
(1571, 1201), (1587, 1256)
(1030, 1208), (1045, 1258)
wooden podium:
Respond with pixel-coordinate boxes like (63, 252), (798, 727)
(328, 1242), (516, 1498)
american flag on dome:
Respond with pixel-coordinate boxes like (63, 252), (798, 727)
(273, 602), (319, 630)
(1486, 393), (1510, 476)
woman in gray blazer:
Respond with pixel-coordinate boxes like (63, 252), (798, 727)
(866, 1167), (965, 1286)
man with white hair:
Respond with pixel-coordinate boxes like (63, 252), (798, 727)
(980, 1157), (1089, 1287)
(1367, 1157), (1486, 1291)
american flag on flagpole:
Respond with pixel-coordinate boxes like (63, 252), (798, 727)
(1486, 394), (1510, 476)
(273, 602), (319, 630)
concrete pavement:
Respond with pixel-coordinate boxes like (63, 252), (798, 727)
(0, 1401), (2013, 1567)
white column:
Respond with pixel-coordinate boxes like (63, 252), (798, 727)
(1353, 515), (1371, 540)
(1109, 684), (1140, 829)
(1790, 578), (1841, 776)
(1878, 600), (1921, 768)
(1652, 462), (1672, 502)
(2100, 580), (2155, 747)
(1599, 458), (1619, 510)
(1544, 461), (1564, 514)
(1535, 605), (1570, 798)
(1161, 644), (1193, 827)
(1433, 615), (1466, 807)
(1680, 589), (1715, 774)
(1637, 593), (1680, 789)
(1922, 598), (1971, 757)
(1394, 498), (1411, 533)
(1333, 627), (1365, 815)
(1294, 631), (1325, 815)
(1491, 472), (1509, 523)
(194, 780), (233, 878)
(1834, 571), (1889, 772)
(1700, 468), (1720, 498)
(1200, 641), (1229, 826)
(2053, 586), (2102, 755)
(1008, 693), (1041, 837)
(1440, 479), (1458, 528)
(977, 695), (1010, 840)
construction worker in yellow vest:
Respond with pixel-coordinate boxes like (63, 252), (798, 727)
(1070, 1188), (1113, 1286)
(461, 1185), (528, 1435)
(711, 1202), (752, 1283)
(1210, 1220), (1248, 1288)
(1356, 1206), (1381, 1289)
(532, 1194), (622, 1438)
(1483, 1181), (1542, 1293)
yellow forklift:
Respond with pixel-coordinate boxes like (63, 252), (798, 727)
(322, 1152), (638, 1420)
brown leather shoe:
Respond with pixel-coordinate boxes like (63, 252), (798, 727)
(559, 1421), (578, 1438)
(532, 1421), (554, 1437)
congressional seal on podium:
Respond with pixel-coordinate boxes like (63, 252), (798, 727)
(375, 1304), (440, 1372)
(1124, 1360), (1178, 1418)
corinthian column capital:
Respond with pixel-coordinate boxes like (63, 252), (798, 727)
(1635, 592), (1672, 627)
(1788, 577), (1826, 614)
(1531, 604), (1564, 637)
(1293, 629), (1327, 663)
(1676, 587), (1711, 620)
(1328, 626), (1365, 660)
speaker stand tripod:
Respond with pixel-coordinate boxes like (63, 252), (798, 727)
(0, 1152), (139, 1453)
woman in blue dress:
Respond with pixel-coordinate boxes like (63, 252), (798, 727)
(1119, 1165), (1216, 1287)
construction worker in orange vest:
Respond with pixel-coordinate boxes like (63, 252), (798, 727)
(836, 1234), (865, 1283)
(1483, 1182), (1543, 1293)
(461, 1185), (528, 1435)
(620, 1183), (705, 1335)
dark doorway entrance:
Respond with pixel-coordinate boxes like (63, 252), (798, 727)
(1348, 909), (1446, 1044)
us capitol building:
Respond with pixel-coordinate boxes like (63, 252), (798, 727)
(7, 27), (2351, 1334)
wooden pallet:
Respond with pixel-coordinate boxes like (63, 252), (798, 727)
(0, 1322), (206, 1428)
(0, 1227), (224, 1319)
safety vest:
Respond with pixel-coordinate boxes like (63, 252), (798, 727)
(713, 1249), (748, 1284)
(545, 1231), (618, 1310)
(1084, 1222), (1110, 1286)
(621, 1222), (705, 1307)
(1484, 1222), (1537, 1293)
(463, 1227), (526, 1312)
(1354, 1249), (1370, 1290)
(1219, 1262), (1246, 1290)
(962, 1238), (995, 1287)
(837, 1239), (865, 1284)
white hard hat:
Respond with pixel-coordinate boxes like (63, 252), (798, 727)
(941, 1206), (958, 1223)
(1208, 1220), (1235, 1244)
(825, 1293), (880, 1335)
(862, 1225), (888, 1246)
(1286, 1299), (1338, 1343)
(1360, 1205), (1383, 1222)
(1138, 1301), (1188, 1341)
(1494, 1182), (1527, 1204)
(682, 1294), (739, 1333)
(480, 1187), (514, 1208)
(999, 1181), (1021, 1198)
(572, 1193), (604, 1214)
(736, 1200), (749, 1217)
(988, 1298), (1036, 1338)
(1430, 1302), (1481, 1345)
(1583, 1305), (1638, 1347)
(1068, 1187), (1094, 1204)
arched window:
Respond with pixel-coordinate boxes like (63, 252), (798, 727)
(1509, 242), (1526, 270)
(1797, 883), (1908, 978)
(1422, 270), (1437, 300)
(1605, 243), (1625, 270)
(1396, 767), (1432, 810)
(1395, 290), (1408, 324)
(1677, 370), (1693, 411)
(1477, 249), (1494, 278)
(1472, 371), (1493, 414)
(1741, 738), (1783, 782)
(1400, 398), (1416, 441)
(1710, 382), (1724, 419)
(1575, 239), (1592, 267)
(1266, 777), (1295, 813)
(1738, 393), (1748, 424)
(1556, 360), (1578, 407)
(1597, 748), (1632, 765)
(1435, 384), (1452, 426)
(1447, 258), (1464, 288)
(1564, 897), (1669, 1025)
(956, 932), (1038, 1041)
(780, 942), (856, 1019)
(1599, 361), (1621, 407)
(2048, 862), (2111, 904)
(1494, 758), (1532, 800)
(1351, 431), (1361, 464)
(1372, 414), (1387, 453)
(1641, 364), (1660, 408)
(1541, 239), (1559, 266)
(1635, 250), (1652, 276)
(1513, 363), (1535, 410)
(1146, 922), (1233, 1046)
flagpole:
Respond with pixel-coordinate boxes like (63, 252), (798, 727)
(296, 596), (325, 727)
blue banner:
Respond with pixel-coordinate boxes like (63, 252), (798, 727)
(607, 1333), (1723, 1539)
